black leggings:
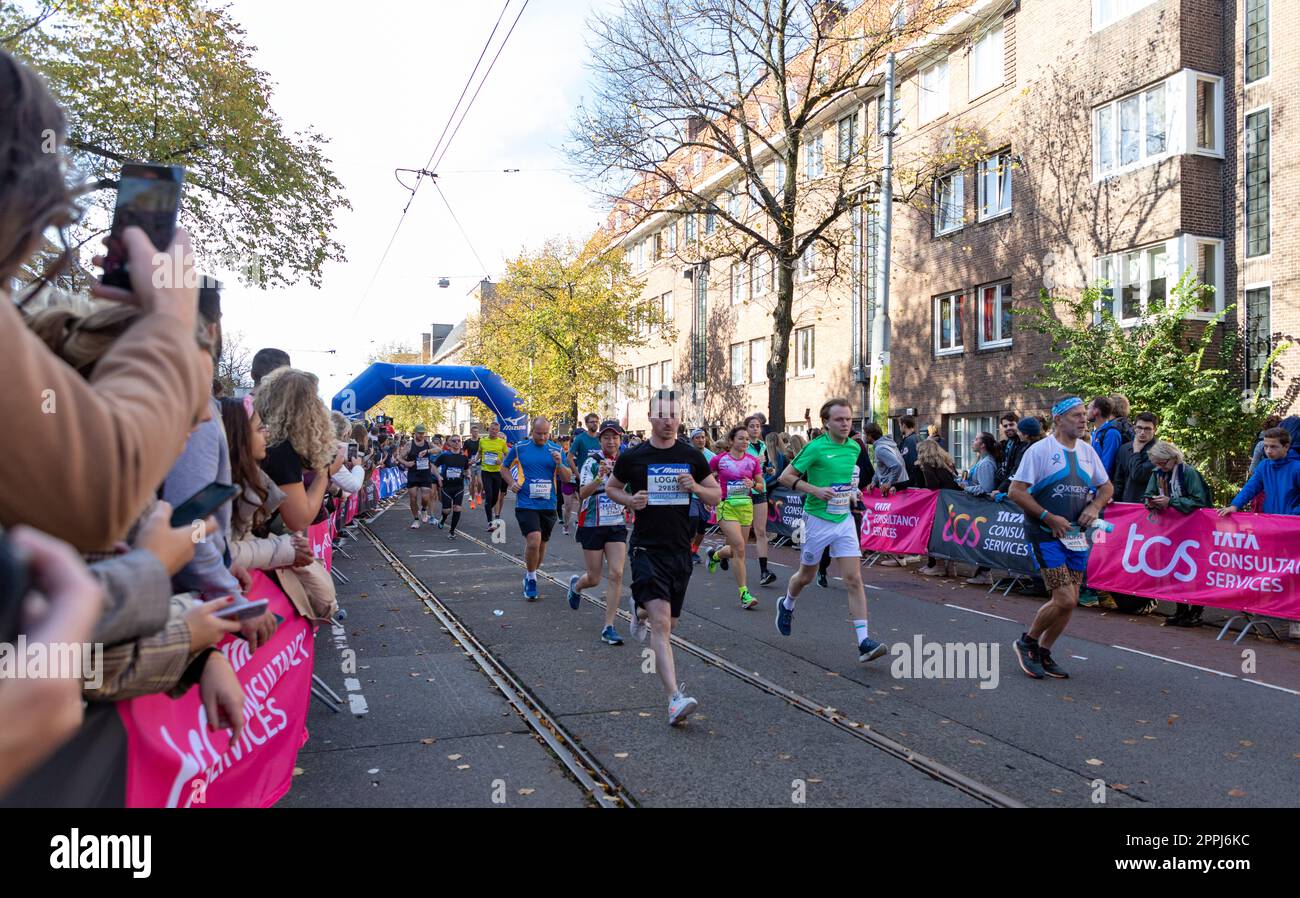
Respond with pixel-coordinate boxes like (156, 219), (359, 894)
(483, 471), (505, 523)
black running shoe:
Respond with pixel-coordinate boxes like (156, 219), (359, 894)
(1038, 647), (1069, 679)
(1013, 634), (1045, 679)
(759, 569), (777, 586)
(816, 571), (829, 588)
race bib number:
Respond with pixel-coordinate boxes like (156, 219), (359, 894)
(529, 480), (553, 500)
(445, 467), (462, 479)
(483, 451), (500, 467)
(597, 495), (625, 526)
(647, 464), (690, 506)
(1060, 527), (1089, 552)
(726, 480), (750, 499)
(415, 457), (429, 471)
(827, 483), (852, 511)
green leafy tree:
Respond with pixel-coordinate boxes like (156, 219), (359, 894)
(2, 0), (349, 289)
(1022, 274), (1289, 496)
(464, 234), (663, 426)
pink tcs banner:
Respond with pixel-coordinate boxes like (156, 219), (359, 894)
(116, 571), (315, 807)
(309, 519), (334, 572)
(1087, 503), (1300, 621)
(859, 489), (939, 556)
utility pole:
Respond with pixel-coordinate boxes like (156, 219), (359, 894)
(869, 51), (895, 427)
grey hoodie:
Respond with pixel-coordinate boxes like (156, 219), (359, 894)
(870, 435), (910, 488)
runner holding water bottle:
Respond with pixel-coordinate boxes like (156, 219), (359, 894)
(1007, 396), (1114, 680)
(567, 420), (631, 645)
(706, 424), (766, 609)
(773, 399), (887, 663)
(502, 417), (571, 600)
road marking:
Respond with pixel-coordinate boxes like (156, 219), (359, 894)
(409, 551), (486, 558)
(1111, 645), (1237, 678)
(943, 603), (1017, 623)
(1242, 678), (1300, 696)
(330, 623), (368, 716)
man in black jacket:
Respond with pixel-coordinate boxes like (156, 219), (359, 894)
(898, 415), (922, 487)
(995, 412), (1022, 489)
(1112, 412), (1159, 503)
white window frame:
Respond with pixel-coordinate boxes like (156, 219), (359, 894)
(805, 130), (825, 179)
(969, 20), (1004, 100)
(934, 169), (964, 235)
(876, 92), (903, 138)
(731, 262), (746, 305)
(692, 152), (703, 176)
(661, 291), (674, 325)
(1245, 0), (1270, 85)
(977, 151), (1012, 221)
(749, 337), (767, 384)
(661, 359), (674, 391)
(798, 237), (817, 282)
(934, 291), (964, 356)
(1093, 70), (1223, 180)
(665, 221), (677, 253)
(684, 212), (697, 243)
(920, 55), (949, 123)
(1092, 0), (1157, 32)
(949, 415), (997, 473)
(795, 326), (815, 376)
(1244, 282), (1272, 395)
(976, 280), (1013, 349)
(750, 253), (770, 297)
(837, 111), (859, 163)
(1093, 235), (1224, 324)
(1244, 104), (1271, 260)
(730, 343), (747, 385)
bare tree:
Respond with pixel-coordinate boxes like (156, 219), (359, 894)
(216, 328), (253, 396)
(570, 0), (975, 428)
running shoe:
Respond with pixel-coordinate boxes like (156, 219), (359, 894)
(437, 517), (445, 529)
(707, 548), (720, 574)
(1038, 647), (1069, 679)
(627, 594), (648, 642)
(668, 687), (698, 726)
(409, 520), (420, 530)
(447, 531), (457, 541)
(523, 576), (538, 601)
(600, 625), (624, 646)
(774, 597), (794, 637)
(1077, 590), (1099, 607)
(739, 588), (758, 610)
(816, 571), (829, 588)
(420, 512), (428, 524)
(759, 569), (777, 586)
(858, 637), (888, 663)
(567, 574), (582, 610)
(1013, 634), (1045, 679)
(692, 552), (702, 566)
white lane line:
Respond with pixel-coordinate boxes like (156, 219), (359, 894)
(944, 603), (1018, 623)
(1111, 645), (1238, 678)
(1242, 678), (1300, 696)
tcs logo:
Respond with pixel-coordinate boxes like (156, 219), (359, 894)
(1120, 524), (1198, 581)
(941, 504), (986, 547)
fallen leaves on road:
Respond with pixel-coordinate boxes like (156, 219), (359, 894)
(1086, 758), (1104, 766)
(456, 764), (470, 770)
(1112, 783), (1129, 791)
(1122, 739), (1138, 745)
(614, 752), (629, 759)
(420, 738), (436, 745)
(293, 767), (304, 776)
(517, 788), (535, 796)
(1228, 788), (1246, 798)
(968, 739), (986, 746)
(1167, 714), (1179, 725)
(1239, 740), (1254, 747)
(447, 754), (462, 761)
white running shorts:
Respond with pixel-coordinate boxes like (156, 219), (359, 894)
(799, 513), (860, 567)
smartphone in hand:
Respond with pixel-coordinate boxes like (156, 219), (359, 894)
(170, 482), (240, 528)
(213, 597), (270, 621)
(101, 163), (185, 290)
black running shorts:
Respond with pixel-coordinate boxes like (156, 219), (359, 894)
(515, 508), (557, 542)
(441, 485), (464, 508)
(629, 545), (693, 618)
(577, 525), (628, 552)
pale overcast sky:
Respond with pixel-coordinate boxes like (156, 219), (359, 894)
(215, 0), (614, 402)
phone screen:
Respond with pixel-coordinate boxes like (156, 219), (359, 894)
(170, 482), (240, 528)
(102, 164), (185, 289)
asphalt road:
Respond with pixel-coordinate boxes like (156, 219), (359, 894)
(284, 495), (1300, 808)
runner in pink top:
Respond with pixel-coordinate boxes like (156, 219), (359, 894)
(706, 425), (766, 608)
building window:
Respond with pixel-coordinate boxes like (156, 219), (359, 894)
(773, 158), (787, 199)
(934, 291), (964, 355)
(1246, 286), (1272, 397)
(1095, 71), (1223, 179)
(1195, 77), (1217, 152)
(919, 56), (949, 123)
(977, 151), (1012, 220)
(969, 20), (1004, 99)
(1096, 237), (1222, 322)
(661, 359), (673, 390)
(727, 188), (743, 220)
(876, 92), (903, 138)
(730, 343), (746, 385)
(978, 281), (1012, 348)
(1193, 240), (1217, 314)
(805, 130), (825, 178)
(1246, 0), (1269, 83)
(949, 415), (997, 473)
(684, 213), (697, 244)
(704, 210), (716, 235)
(934, 169), (964, 235)
(665, 221), (677, 253)
(692, 152), (703, 176)
(661, 291), (674, 324)
(837, 111), (859, 163)
(1246, 108), (1270, 258)
(798, 237), (817, 281)
(750, 337), (767, 383)
(731, 263), (745, 305)
(1092, 0), (1156, 30)
(750, 253), (770, 296)
(795, 326), (815, 375)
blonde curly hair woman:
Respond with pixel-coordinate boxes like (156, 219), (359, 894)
(254, 367), (343, 532)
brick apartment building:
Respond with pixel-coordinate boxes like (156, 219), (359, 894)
(602, 0), (1294, 473)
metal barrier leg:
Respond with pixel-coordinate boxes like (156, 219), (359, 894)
(1217, 614), (1247, 642)
(311, 686), (342, 713)
(313, 674), (344, 703)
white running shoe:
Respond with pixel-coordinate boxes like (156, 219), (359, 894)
(668, 687), (698, 726)
(627, 594), (648, 642)
(409, 520), (420, 530)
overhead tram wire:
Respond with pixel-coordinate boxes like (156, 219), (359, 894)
(347, 0), (515, 322)
(434, 181), (491, 278)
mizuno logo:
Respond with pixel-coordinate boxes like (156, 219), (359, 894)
(393, 374), (420, 388)
(393, 375), (482, 391)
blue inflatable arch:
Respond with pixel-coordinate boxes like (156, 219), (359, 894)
(331, 364), (528, 444)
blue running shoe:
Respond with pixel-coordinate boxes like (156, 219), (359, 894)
(567, 574), (581, 610)
(523, 576), (538, 601)
(775, 596), (794, 637)
(600, 625), (624, 646)
(858, 637), (888, 663)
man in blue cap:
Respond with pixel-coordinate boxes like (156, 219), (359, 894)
(1007, 397), (1114, 679)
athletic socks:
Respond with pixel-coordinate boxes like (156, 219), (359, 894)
(853, 620), (869, 645)
(525, 570), (537, 584)
(781, 595), (795, 611)
(450, 511), (461, 534)
(759, 557), (769, 574)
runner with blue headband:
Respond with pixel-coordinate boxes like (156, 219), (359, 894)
(1006, 396), (1114, 679)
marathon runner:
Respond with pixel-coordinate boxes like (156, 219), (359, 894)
(479, 421), (510, 531)
(557, 434), (578, 536)
(1008, 396), (1113, 679)
(463, 423), (482, 510)
(400, 424), (436, 529)
(744, 414), (778, 586)
(706, 425), (765, 609)
(605, 389), (720, 725)
(774, 399), (888, 663)
(567, 420), (630, 645)
(502, 417), (571, 600)
(569, 413), (603, 534)
(688, 428), (715, 563)
(434, 434), (470, 539)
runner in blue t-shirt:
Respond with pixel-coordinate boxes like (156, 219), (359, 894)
(502, 416), (572, 600)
